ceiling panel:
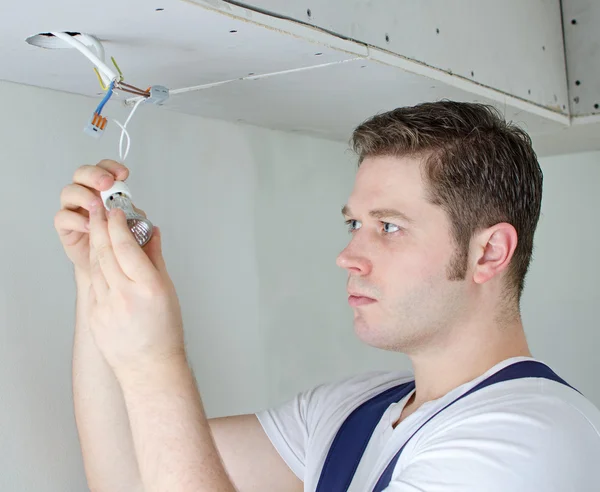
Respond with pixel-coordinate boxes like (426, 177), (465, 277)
(3, 0), (355, 100)
(562, 0), (600, 116)
(194, 0), (570, 113)
(163, 57), (567, 142)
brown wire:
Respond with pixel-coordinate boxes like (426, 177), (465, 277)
(115, 81), (150, 97)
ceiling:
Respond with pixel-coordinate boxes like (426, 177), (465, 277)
(3, 0), (599, 157)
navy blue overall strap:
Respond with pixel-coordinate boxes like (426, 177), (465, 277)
(315, 380), (416, 492)
(372, 360), (580, 491)
(316, 360), (579, 492)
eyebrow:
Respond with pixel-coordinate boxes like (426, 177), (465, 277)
(341, 205), (414, 224)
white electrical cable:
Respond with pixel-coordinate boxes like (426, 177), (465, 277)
(47, 33), (147, 161)
(50, 31), (117, 86)
(113, 97), (145, 161)
(112, 120), (131, 162)
(124, 57), (363, 106)
(79, 33), (106, 65)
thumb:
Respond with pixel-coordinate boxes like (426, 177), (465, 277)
(144, 226), (168, 274)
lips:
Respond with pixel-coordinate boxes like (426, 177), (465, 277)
(347, 293), (377, 307)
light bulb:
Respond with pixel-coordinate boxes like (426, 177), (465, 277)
(100, 182), (153, 247)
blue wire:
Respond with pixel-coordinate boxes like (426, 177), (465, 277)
(95, 80), (115, 115)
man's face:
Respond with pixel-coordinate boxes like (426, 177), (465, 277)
(337, 155), (469, 353)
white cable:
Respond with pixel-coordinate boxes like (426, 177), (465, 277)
(50, 32), (117, 86)
(79, 33), (106, 64)
(113, 97), (145, 161)
(51, 31), (145, 161)
(124, 57), (363, 106)
(112, 120), (131, 162)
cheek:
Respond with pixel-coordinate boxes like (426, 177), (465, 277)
(383, 241), (451, 285)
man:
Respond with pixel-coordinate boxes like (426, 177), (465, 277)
(55, 101), (600, 491)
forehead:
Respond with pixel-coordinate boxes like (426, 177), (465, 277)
(349, 155), (427, 209)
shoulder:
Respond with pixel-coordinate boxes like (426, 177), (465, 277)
(418, 368), (600, 448)
(399, 376), (600, 490)
(391, 372), (600, 491)
(304, 370), (413, 425)
(256, 369), (412, 432)
(254, 369), (413, 479)
(258, 369), (413, 442)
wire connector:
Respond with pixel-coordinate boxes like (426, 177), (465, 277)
(84, 112), (108, 138)
(146, 85), (169, 105)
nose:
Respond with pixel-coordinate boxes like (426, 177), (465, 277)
(336, 240), (372, 276)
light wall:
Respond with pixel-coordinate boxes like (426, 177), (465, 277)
(0, 81), (597, 491)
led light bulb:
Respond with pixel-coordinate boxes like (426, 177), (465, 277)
(100, 181), (153, 247)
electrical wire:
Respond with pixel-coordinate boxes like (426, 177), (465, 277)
(96, 81), (115, 114)
(50, 31), (117, 85)
(113, 97), (145, 161)
(48, 31), (151, 161)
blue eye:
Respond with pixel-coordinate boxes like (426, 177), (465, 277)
(383, 222), (400, 233)
(346, 219), (362, 233)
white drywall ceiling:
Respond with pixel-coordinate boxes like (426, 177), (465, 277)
(166, 56), (567, 142)
(562, 0), (600, 117)
(8, 0), (354, 100)
(1, 0), (598, 156)
(223, 0), (570, 112)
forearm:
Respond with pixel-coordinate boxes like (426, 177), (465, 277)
(118, 355), (236, 492)
(72, 269), (142, 492)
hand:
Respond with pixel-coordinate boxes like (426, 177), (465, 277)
(87, 200), (186, 378)
(54, 160), (146, 279)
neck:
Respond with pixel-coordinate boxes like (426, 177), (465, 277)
(407, 313), (531, 408)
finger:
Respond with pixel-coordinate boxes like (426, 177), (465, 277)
(96, 159), (130, 182)
(89, 222), (108, 300)
(143, 227), (168, 274)
(89, 201), (128, 289)
(73, 165), (116, 192)
(60, 183), (100, 212)
(108, 208), (158, 284)
(54, 209), (89, 236)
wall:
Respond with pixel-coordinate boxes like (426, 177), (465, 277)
(522, 149), (600, 403)
(0, 81), (597, 491)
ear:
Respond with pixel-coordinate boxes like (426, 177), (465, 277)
(471, 223), (518, 285)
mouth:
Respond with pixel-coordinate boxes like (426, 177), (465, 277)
(347, 293), (377, 307)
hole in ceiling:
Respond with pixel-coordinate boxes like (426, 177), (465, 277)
(307, 8), (312, 17)
(436, 28), (440, 34)
(25, 31), (97, 50)
(230, 30), (238, 33)
(528, 89), (531, 95)
(575, 80), (581, 86)
(470, 71), (474, 77)
(315, 52), (323, 56)
(542, 46), (546, 51)
(571, 19), (577, 25)
(42, 31), (80, 37)
(595, 103), (599, 110)
(155, 8), (164, 11)
(385, 34), (390, 43)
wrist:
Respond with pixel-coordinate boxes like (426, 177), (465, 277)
(74, 266), (91, 286)
(114, 350), (189, 388)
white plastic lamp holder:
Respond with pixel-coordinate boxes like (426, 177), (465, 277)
(101, 181), (154, 247)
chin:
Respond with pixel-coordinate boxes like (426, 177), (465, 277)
(353, 315), (399, 352)
(353, 313), (422, 353)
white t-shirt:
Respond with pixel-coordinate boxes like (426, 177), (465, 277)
(256, 357), (600, 491)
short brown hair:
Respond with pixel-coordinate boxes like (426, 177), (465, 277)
(351, 100), (543, 300)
